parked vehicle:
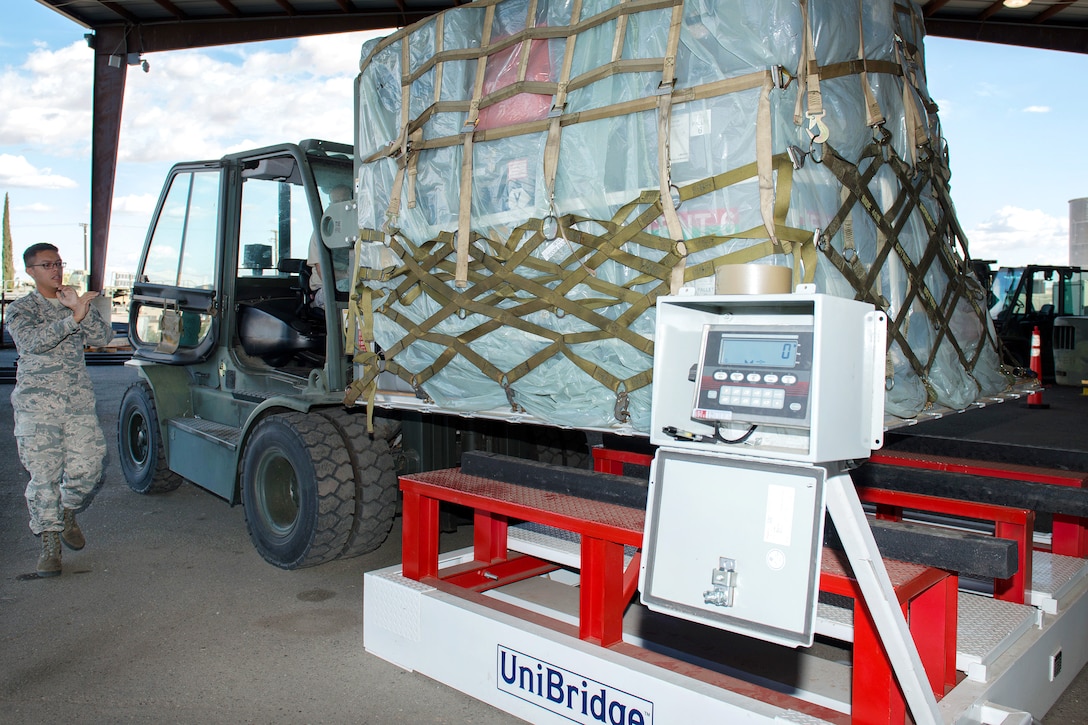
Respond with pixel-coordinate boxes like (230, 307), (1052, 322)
(987, 264), (1086, 380)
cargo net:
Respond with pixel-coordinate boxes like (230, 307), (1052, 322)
(345, 0), (1012, 432)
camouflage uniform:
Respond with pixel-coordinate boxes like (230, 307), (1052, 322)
(7, 291), (112, 535)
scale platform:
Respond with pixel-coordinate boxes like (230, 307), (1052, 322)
(365, 520), (1088, 724)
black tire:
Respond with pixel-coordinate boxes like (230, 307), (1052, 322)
(118, 381), (184, 494)
(317, 408), (399, 559)
(240, 412), (355, 569)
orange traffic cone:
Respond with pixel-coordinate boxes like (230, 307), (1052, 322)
(1025, 325), (1049, 409)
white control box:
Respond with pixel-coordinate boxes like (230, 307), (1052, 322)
(640, 450), (828, 648)
(651, 291), (886, 463)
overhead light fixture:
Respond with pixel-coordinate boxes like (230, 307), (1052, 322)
(108, 53), (149, 72)
(1003, 0), (1033, 8)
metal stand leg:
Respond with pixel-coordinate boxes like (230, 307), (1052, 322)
(824, 471), (942, 725)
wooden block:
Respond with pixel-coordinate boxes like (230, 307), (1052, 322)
(827, 518), (1018, 579)
(852, 462), (1088, 517)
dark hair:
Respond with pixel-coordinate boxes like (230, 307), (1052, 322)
(24, 243), (59, 267)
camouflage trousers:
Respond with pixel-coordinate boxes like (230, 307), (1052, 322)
(14, 410), (107, 535)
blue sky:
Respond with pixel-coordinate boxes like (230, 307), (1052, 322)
(1, 0), (1084, 287)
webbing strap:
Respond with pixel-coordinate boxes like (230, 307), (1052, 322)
(817, 141), (986, 388)
(857, 3), (886, 129)
(384, 38), (414, 225)
(793, 0), (815, 123)
(456, 4), (495, 288)
(898, 45), (926, 167)
(342, 286), (381, 432)
(757, 74), (778, 248)
(657, 3), (686, 291)
(542, 0), (583, 199)
(518, 0), (540, 83)
(344, 237), (367, 355)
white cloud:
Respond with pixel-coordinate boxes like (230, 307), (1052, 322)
(965, 206), (1068, 267)
(117, 30), (388, 163)
(0, 41), (94, 152)
(1023, 105), (1050, 113)
(0, 153), (78, 188)
(0, 31), (390, 167)
(15, 202), (51, 213)
(112, 193), (158, 215)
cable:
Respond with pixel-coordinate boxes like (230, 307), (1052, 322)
(661, 424), (758, 446)
(713, 423), (757, 445)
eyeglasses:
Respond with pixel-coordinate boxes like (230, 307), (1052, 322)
(29, 261), (66, 271)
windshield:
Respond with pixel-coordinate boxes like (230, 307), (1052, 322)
(990, 267), (1088, 319)
(310, 156), (354, 210)
(989, 268), (1023, 319)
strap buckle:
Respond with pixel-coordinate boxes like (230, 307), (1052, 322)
(771, 65), (795, 90)
(787, 145), (807, 170)
(614, 389), (630, 423)
(872, 122), (892, 145)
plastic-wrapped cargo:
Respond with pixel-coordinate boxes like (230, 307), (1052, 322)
(347, 0), (1009, 431)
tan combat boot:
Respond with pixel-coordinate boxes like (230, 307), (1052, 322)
(37, 531), (62, 577)
(61, 508), (85, 550)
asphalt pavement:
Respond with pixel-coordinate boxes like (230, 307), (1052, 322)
(0, 359), (1084, 723)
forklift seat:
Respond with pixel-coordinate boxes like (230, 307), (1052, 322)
(236, 259), (325, 363)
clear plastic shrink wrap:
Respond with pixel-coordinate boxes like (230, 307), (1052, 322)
(348, 0), (1009, 431)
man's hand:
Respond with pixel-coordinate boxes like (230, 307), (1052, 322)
(57, 286), (100, 323)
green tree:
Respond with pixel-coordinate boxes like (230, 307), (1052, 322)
(2, 193), (14, 292)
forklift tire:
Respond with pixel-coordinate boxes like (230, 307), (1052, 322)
(240, 412), (355, 569)
(118, 381), (184, 494)
(317, 408), (399, 559)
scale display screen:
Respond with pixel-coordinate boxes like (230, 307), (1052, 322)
(691, 324), (814, 427)
(718, 336), (799, 368)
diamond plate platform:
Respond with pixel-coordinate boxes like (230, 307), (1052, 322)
(956, 593), (1039, 682)
(1029, 551), (1088, 614)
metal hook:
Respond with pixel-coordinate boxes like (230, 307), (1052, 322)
(807, 112), (830, 145)
(541, 214), (559, 242)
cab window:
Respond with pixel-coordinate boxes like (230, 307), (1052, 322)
(238, 156), (313, 278)
(143, 170), (219, 289)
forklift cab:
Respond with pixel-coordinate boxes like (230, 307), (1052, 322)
(128, 140), (354, 382)
(989, 265), (1086, 379)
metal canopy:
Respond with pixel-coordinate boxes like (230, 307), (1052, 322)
(922, 0), (1088, 54)
(31, 0), (1088, 290)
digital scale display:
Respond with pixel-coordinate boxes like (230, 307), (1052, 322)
(692, 325), (814, 426)
(718, 337), (799, 368)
